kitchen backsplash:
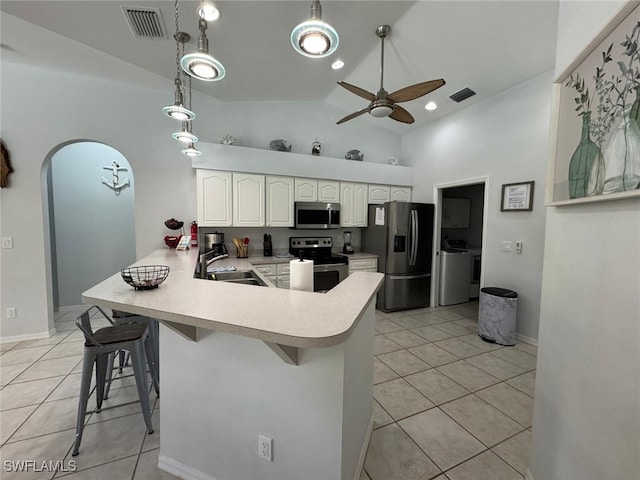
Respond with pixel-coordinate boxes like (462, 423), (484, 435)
(199, 227), (362, 256)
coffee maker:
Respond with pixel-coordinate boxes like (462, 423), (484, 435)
(342, 231), (354, 254)
(204, 232), (228, 256)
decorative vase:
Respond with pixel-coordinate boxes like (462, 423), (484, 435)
(568, 113), (603, 199)
(601, 109), (640, 194)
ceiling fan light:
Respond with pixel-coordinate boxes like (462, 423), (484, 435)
(182, 143), (202, 157)
(370, 105), (393, 118)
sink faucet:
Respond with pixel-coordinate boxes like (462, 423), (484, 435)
(199, 251), (229, 279)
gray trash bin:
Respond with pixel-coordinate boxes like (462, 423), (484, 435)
(478, 287), (517, 346)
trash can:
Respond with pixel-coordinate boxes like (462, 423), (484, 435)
(478, 287), (517, 346)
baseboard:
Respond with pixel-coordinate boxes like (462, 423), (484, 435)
(157, 453), (220, 480)
(354, 413), (375, 480)
(516, 333), (538, 347)
(56, 305), (85, 312)
(1, 328), (56, 344)
(525, 467), (535, 480)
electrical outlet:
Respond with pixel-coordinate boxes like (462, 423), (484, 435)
(6, 307), (16, 319)
(500, 241), (512, 252)
(1, 237), (13, 249)
(258, 435), (272, 462)
(515, 241), (523, 254)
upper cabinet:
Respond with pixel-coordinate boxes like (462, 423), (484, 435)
(197, 170), (233, 227)
(266, 176), (294, 227)
(340, 182), (368, 227)
(318, 180), (340, 203)
(391, 186), (412, 202)
(294, 178), (317, 202)
(233, 173), (265, 227)
(442, 197), (471, 229)
(368, 185), (390, 204)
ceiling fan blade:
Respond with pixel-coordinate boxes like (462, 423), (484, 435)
(336, 107), (371, 125)
(388, 79), (446, 103)
(337, 81), (377, 102)
(389, 105), (415, 124)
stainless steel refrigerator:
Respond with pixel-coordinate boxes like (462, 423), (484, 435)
(362, 202), (434, 312)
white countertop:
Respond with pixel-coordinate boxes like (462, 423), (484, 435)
(82, 248), (383, 348)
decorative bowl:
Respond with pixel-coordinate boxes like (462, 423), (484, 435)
(164, 218), (183, 230)
(121, 265), (170, 290)
(345, 149), (364, 161)
(164, 235), (181, 248)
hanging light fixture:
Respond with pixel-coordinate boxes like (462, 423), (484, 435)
(181, 17), (225, 81)
(181, 143), (202, 157)
(291, 0), (339, 58)
(162, 2), (195, 121)
(173, 40), (199, 144)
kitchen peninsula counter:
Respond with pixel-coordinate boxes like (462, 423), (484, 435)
(82, 248), (383, 480)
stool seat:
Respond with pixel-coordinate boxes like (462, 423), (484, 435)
(88, 324), (147, 347)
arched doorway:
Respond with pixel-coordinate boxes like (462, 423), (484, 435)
(42, 141), (136, 313)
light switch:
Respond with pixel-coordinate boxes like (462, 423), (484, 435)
(500, 241), (512, 252)
(515, 241), (523, 254)
(1, 237), (13, 249)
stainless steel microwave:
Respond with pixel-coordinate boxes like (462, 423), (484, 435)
(294, 202), (341, 229)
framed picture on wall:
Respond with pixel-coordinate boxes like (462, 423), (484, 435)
(546, 2), (640, 206)
(501, 181), (534, 211)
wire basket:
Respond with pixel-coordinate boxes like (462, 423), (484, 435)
(121, 265), (170, 290)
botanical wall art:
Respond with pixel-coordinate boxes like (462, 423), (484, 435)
(548, 4), (640, 205)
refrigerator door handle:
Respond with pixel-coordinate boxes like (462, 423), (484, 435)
(409, 209), (418, 266)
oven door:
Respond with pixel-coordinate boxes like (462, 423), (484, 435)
(314, 264), (348, 293)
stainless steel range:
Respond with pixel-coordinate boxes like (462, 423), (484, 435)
(289, 236), (349, 293)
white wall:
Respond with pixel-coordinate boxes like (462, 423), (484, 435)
(50, 142), (136, 308)
(0, 18), (401, 340)
(401, 72), (553, 341)
(530, 2), (640, 479)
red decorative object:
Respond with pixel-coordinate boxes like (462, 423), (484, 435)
(164, 235), (181, 249)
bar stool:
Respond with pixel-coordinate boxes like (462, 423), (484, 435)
(72, 306), (156, 456)
(104, 311), (159, 399)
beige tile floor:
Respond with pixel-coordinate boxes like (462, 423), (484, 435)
(0, 302), (536, 480)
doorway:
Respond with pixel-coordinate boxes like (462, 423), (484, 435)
(42, 141), (136, 312)
(431, 177), (488, 308)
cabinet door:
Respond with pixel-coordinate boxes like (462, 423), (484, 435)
(340, 182), (354, 227)
(318, 180), (340, 203)
(276, 276), (291, 289)
(455, 198), (471, 228)
(390, 186), (412, 202)
(266, 176), (294, 227)
(368, 184), (391, 204)
(294, 178), (318, 202)
(196, 170), (232, 227)
(353, 183), (368, 227)
(233, 173), (265, 227)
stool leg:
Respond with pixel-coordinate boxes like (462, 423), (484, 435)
(144, 336), (160, 396)
(72, 351), (96, 456)
(103, 352), (115, 400)
(95, 353), (109, 412)
(118, 350), (126, 373)
(147, 318), (160, 382)
(130, 340), (154, 434)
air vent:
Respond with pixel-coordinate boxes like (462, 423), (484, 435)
(449, 87), (477, 103)
(121, 6), (167, 39)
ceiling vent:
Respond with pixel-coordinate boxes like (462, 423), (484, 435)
(121, 6), (167, 39)
(449, 87), (476, 103)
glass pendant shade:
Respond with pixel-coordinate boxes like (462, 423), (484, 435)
(172, 122), (198, 143)
(291, 1), (338, 58)
(181, 18), (225, 81)
(182, 143), (202, 157)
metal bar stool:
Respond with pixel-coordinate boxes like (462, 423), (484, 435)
(72, 306), (156, 456)
(104, 311), (159, 399)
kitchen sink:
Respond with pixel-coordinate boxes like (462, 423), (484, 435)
(209, 270), (268, 287)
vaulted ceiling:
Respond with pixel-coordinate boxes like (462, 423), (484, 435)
(0, 1), (559, 133)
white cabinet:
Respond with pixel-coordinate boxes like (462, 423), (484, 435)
(255, 263), (290, 289)
(196, 170), (233, 227)
(340, 182), (368, 227)
(233, 173), (265, 227)
(266, 176), (294, 227)
(318, 180), (340, 202)
(368, 185), (391, 204)
(391, 186), (412, 202)
(294, 178), (317, 202)
(348, 257), (378, 273)
(442, 198), (471, 229)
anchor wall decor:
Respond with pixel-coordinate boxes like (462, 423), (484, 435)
(102, 161), (130, 195)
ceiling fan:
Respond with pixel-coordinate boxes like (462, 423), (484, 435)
(337, 25), (445, 125)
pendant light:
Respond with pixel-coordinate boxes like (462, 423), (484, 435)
(291, 0), (339, 58)
(181, 17), (225, 81)
(198, 1), (220, 22)
(173, 42), (199, 144)
(162, 2), (195, 121)
(182, 143), (202, 157)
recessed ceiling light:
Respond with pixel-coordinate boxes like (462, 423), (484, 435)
(331, 59), (344, 70)
(425, 101), (438, 111)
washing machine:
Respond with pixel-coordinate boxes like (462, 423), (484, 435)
(439, 250), (472, 306)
